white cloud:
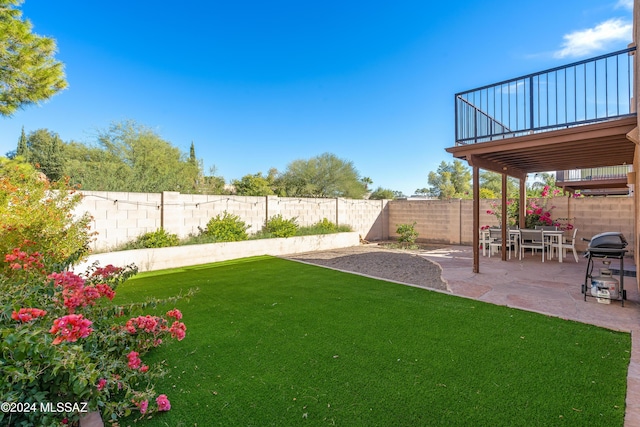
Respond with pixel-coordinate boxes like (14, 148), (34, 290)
(554, 18), (632, 58)
(615, 0), (633, 10)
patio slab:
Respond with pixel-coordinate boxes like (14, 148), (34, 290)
(421, 245), (640, 427)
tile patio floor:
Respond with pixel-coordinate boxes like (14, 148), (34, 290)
(420, 245), (640, 426)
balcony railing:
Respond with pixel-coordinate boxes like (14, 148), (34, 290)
(455, 47), (636, 145)
(556, 165), (631, 183)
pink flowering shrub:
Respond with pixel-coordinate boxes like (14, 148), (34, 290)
(0, 248), (190, 426)
(0, 161), (192, 425)
(485, 186), (574, 230)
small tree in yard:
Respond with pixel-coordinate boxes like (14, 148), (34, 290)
(396, 222), (419, 248)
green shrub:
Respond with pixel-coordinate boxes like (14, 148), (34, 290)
(262, 214), (298, 238)
(396, 222), (419, 247)
(0, 158), (92, 272)
(129, 228), (180, 249)
(296, 218), (353, 236)
(314, 218), (337, 233)
(205, 211), (250, 242)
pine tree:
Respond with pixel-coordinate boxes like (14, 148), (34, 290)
(189, 141), (196, 165)
(16, 127), (28, 160)
(0, 0), (67, 116)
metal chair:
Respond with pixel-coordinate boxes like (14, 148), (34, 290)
(519, 229), (545, 262)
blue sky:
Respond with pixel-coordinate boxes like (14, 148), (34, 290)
(0, 0), (635, 195)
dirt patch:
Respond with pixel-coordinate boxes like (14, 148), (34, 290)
(283, 244), (448, 291)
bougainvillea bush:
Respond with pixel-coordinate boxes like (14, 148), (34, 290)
(485, 186), (574, 230)
(0, 159), (190, 426)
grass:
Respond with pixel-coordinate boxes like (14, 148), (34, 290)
(114, 256), (631, 426)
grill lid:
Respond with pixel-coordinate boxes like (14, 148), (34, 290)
(587, 232), (628, 249)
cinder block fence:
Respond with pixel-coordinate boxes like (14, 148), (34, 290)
(76, 191), (634, 256)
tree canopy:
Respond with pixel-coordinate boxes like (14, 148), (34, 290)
(64, 121), (201, 193)
(426, 160), (472, 199)
(0, 0), (67, 116)
(232, 172), (275, 196)
(368, 187), (397, 200)
(25, 128), (64, 181)
(280, 153), (367, 198)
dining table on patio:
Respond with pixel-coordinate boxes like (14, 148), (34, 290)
(480, 228), (568, 262)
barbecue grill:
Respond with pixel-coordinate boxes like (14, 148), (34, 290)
(582, 232), (628, 305)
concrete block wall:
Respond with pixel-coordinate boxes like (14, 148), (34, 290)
(77, 191), (162, 250)
(77, 190), (635, 255)
(388, 197), (634, 254)
(338, 198), (389, 241)
(568, 197), (634, 252)
(78, 191), (391, 251)
(388, 199), (464, 244)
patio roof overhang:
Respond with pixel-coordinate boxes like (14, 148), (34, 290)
(445, 116), (638, 181)
(445, 115), (638, 272)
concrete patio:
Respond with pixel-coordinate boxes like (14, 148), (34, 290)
(420, 245), (640, 426)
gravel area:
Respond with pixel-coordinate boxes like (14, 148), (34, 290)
(283, 244), (449, 291)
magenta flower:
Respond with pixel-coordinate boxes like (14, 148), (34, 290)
(127, 351), (142, 370)
(156, 394), (171, 411)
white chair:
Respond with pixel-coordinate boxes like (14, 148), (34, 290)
(519, 229), (545, 262)
(535, 225), (558, 259)
(488, 228), (515, 259)
(480, 229), (491, 256)
(560, 228), (579, 262)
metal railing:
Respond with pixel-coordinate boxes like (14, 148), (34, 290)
(556, 165), (631, 183)
(455, 47), (636, 145)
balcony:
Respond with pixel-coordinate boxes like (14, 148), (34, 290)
(447, 47), (637, 180)
(556, 165), (631, 196)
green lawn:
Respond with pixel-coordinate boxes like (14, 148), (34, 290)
(115, 256), (630, 426)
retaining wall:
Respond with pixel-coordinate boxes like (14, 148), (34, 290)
(74, 232), (360, 273)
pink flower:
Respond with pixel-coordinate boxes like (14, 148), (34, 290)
(91, 264), (122, 279)
(11, 307), (47, 322)
(3, 248), (44, 272)
(50, 314), (93, 345)
(156, 394), (171, 411)
(127, 351), (142, 370)
(166, 309), (182, 320)
(169, 321), (187, 341)
(95, 283), (116, 300)
(139, 400), (149, 414)
(97, 378), (107, 391)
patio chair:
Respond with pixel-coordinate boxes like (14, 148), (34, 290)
(560, 228), (579, 262)
(519, 229), (545, 262)
(488, 228), (515, 259)
(535, 225), (558, 258)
